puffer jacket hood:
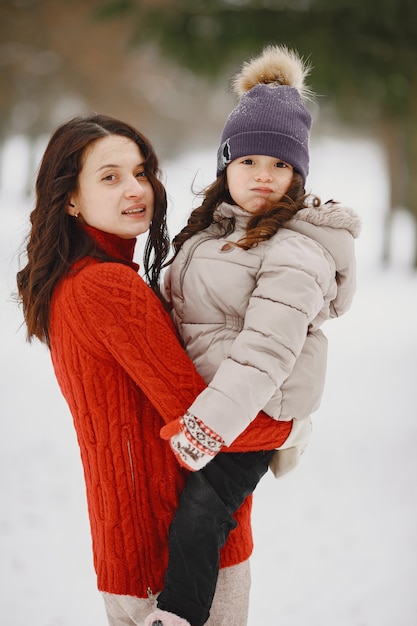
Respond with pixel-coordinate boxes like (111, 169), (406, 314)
(286, 201), (360, 318)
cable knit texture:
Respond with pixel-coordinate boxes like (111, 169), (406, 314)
(49, 226), (290, 598)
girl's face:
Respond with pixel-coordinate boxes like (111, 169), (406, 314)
(226, 154), (293, 214)
(68, 135), (154, 239)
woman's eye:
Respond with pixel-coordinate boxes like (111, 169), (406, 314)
(136, 170), (147, 178)
(102, 174), (116, 181)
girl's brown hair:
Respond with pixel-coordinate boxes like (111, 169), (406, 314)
(172, 170), (319, 255)
(17, 114), (169, 345)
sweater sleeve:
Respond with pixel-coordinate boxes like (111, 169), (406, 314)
(68, 262), (206, 423)
(188, 234), (332, 445)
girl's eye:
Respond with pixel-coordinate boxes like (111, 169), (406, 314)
(275, 161), (289, 168)
(102, 174), (116, 181)
(242, 159), (254, 165)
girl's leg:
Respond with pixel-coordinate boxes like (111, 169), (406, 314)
(157, 450), (274, 626)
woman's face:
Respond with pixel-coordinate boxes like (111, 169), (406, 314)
(226, 154), (293, 214)
(69, 135), (154, 239)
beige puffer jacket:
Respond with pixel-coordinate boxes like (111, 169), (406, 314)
(165, 201), (360, 470)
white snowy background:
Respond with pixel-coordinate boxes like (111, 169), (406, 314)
(1, 133), (416, 626)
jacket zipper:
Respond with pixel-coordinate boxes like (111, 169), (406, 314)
(179, 234), (218, 295)
(126, 438), (135, 490)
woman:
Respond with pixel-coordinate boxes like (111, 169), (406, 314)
(16, 114), (291, 626)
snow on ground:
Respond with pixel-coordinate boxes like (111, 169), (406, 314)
(0, 136), (416, 625)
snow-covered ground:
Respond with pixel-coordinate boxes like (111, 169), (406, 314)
(1, 136), (416, 625)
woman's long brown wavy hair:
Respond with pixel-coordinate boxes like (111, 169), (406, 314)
(17, 114), (169, 345)
(172, 170), (319, 255)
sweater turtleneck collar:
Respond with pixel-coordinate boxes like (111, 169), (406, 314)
(81, 224), (139, 272)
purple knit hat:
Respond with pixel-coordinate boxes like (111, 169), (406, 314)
(217, 45), (313, 184)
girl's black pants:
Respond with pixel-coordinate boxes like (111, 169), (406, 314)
(156, 449), (275, 626)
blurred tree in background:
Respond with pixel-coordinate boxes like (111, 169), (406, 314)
(0, 0), (219, 157)
(101, 0), (416, 265)
(1, 0), (416, 264)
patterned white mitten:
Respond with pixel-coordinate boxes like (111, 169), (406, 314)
(168, 412), (224, 471)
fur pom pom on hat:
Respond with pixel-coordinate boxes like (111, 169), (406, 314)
(217, 45), (313, 183)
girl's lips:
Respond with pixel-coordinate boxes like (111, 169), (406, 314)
(252, 187), (273, 193)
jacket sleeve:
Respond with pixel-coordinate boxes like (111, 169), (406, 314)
(187, 234), (333, 445)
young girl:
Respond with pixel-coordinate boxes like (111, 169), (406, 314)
(145, 46), (361, 626)
(15, 113), (293, 626)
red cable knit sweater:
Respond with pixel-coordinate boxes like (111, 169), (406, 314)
(49, 226), (291, 598)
